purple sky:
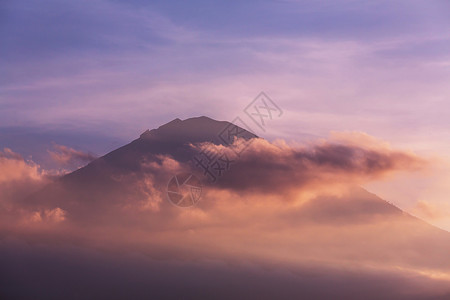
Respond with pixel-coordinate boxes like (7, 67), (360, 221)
(1, 0), (450, 228)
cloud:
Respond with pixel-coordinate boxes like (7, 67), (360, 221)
(12, 132), (424, 226)
(412, 200), (450, 220)
(0, 148), (51, 207)
(48, 144), (97, 166)
(2, 134), (449, 300)
(113, 155), (185, 212)
(2, 0), (449, 143)
(29, 207), (67, 223)
(192, 134), (425, 194)
(3, 132), (425, 220)
(0, 148), (41, 183)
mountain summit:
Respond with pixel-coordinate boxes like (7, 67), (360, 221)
(100, 116), (257, 169)
(139, 116), (257, 144)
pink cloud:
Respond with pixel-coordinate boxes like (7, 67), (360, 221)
(48, 144), (97, 166)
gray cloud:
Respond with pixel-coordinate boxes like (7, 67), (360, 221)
(194, 138), (425, 194)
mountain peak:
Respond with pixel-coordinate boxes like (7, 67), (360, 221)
(139, 116), (257, 143)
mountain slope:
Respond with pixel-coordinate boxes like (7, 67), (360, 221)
(16, 116), (450, 280)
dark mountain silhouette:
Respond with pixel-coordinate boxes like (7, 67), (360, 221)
(5, 116), (450, 300)
(22, 117), (446, 229)
(22, 117), (255, 211)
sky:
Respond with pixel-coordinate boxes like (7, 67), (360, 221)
(2, 2), (450, 297)
(1, 0), (450, 230)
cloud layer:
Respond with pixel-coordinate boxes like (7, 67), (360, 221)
(0, 133), (448, 299)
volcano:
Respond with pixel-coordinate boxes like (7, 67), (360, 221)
(3, 116), (450, 300)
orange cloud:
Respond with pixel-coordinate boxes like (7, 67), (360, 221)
(0, 148), (51, 208)
(0, 148), (42, 183)
(3, 133), (447, 299)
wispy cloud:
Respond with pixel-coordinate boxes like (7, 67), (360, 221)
(48, 144), (97, 166)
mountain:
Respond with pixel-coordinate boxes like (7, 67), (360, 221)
(21, 116), (256, 213)
(6, 116), (450, 300)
